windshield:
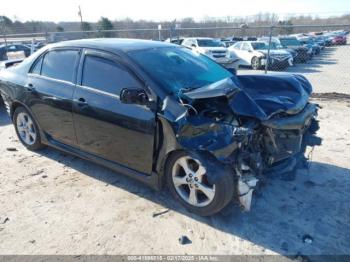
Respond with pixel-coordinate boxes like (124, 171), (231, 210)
(270, 42), (284, 49)
(128, 47), (233, 94)
(279, 38), (300, 47)
(251, 42), (268, 50)
(197, 39), (223, 47)
(300, 38), (313, 45)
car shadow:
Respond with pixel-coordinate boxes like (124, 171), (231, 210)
(0, 105), (11, 126)
(37, 146), (350, 256)
(285, 47), (338, 74)
(239, 47), (338, 75)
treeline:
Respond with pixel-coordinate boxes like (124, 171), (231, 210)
(1, 13), (350, 39)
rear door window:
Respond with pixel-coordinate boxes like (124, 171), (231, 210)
(7, 45), (17, 51)
(241, 43), (250, 51)
(41, 50), (79, 82)
(82, 55), (141, 94)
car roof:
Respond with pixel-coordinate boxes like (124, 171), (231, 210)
(0, 43), (27, 48)
(183, 37), (214, 40)
(235, 41), (264, 44)
(279, 36), (297, 39)
(50, 38), (176, 53)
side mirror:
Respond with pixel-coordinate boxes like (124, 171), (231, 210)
(120, 88), (149, 105)
(191, 44), (197, 48)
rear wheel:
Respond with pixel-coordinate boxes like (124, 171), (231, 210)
(166, 151), (234, 216)
(13, 107), (44, 150)
(251, 56), (261, 70)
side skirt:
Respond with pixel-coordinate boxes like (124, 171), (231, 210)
(44, 135), (161, 191)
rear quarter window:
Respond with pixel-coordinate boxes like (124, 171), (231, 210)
(41, 50), (79, 82)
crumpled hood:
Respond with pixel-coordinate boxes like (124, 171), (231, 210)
(232, 74), (312, 120)
(183, 74), (312, 121)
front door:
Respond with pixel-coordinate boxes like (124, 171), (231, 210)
(72, 50), (156, 174)
(240, 43), (253, 65)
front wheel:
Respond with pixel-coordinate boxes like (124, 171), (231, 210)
(13, 106), (44, 150)
(251, 56), (261, 70)
(166, 151), (234, 216)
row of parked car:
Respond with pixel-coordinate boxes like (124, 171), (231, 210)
(0, 42), (45, 61)
(166, 30), (348, 71)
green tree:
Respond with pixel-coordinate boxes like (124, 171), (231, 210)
(56, 25), (64, 32)
(81, 21), (92, 31)
(0, 16), (13, 27)
(277, 20), (294, 35)
(81, 22), (93, 38)
(97, 17), (114, 37)
(0, 16), (13, 34)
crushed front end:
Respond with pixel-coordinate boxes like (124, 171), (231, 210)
(227, 103), (321, 210)
(168, 74), (322, 211)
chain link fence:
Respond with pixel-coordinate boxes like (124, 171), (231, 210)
(1, 24), (349, 94)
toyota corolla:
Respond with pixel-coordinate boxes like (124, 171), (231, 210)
(0, 39), (321, 216)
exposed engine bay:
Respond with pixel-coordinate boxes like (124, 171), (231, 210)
(160, 74), (322, 211)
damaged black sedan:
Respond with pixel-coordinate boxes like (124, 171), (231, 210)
(0, 39), (321, 216)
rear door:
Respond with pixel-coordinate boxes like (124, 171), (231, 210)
(72, 49), (156, 174)
(26, 48), (80, 145)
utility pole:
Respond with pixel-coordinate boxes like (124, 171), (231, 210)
(0, 17), (8, 47)
(265, 26), (274, 74)
(78, 5), (83, 30)
(158, 24), (162, 41)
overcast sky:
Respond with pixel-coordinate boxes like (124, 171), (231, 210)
(1, 0), (350, 22)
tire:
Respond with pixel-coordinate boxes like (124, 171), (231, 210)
(165, 151), (234, 216)
(13, 106), (44, 151)
(251, 56), (261, 70)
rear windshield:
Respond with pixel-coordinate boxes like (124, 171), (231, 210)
(279, 38), (300, 46)
(197, 39), (223, 47)
(251, 42), (268, 50)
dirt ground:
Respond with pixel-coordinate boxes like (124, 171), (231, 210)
(1, 45), (350, 256)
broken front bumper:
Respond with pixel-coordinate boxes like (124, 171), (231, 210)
(237, 103), (321, 211)
(262, 103), (319, 164)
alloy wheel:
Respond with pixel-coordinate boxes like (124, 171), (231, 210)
(16, 112), (37, 146)
(172, 156), (216, 207)
(252, 57), (260, 70)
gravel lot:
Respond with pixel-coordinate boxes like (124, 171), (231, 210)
(239, 43), (350, 95)
(0, 44), (350, 256)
